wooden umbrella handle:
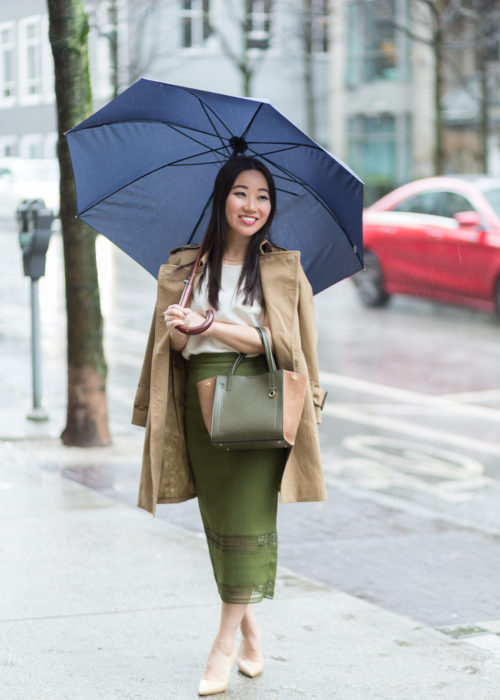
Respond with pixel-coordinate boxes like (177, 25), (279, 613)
(175, 237), (214, 336)
(176, 309), (214, 335)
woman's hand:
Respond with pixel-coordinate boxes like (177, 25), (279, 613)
(163, 304), (205, 351)
(163, 304), (205, 330)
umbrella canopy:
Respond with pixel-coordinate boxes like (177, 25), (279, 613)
(66, 79), (363, 294)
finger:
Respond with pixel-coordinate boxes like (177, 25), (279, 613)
(164, 309), (184, 320)
(166, 318), (184, 328)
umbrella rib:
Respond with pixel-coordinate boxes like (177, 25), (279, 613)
(77, 149), (226, 215)
(275, 186), (301, 196)
(247, 145), (356, 251)
(249, 144), (303, 159)
(70, 118), (223, 141)
(248, 140), (323, 151)
(186, 193), (214, 245)
(184, 90), (233, 155)
(164, 122), (229, 155)
(241, 103), (264, 139)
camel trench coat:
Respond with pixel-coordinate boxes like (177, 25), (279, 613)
(132, 241), (327, 515)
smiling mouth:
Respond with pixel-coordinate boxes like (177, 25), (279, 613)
(240, 216), (257, 224)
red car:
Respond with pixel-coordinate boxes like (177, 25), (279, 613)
(353, 176), (500, 317)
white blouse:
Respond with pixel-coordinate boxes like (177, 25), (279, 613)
(182, 263), (265, 359)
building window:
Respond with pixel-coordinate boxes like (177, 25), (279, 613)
(20, 134), (44, 159)
(347, 113), (412, 202)
(346, 0), (398, 86)
(312, 0), (330, 54)
(19, 16), (42, 103)
(25, 20), (41, 95)
(0, 24), (15, 101)
(245, 0), (272, 50)
(0, 136), (17, 156)
(180, 0), (210, 49)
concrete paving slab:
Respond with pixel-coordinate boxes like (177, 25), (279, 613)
(2, 441), (500, 699)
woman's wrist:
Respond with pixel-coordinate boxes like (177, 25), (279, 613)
(169, 327), (189, 351)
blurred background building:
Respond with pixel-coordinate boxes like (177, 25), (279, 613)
(0, 0), (499, 205)
(330, 0), (500, 203)
(0, 0), (330, 159)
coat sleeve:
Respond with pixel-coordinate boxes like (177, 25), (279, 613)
(297, 265), (327, 423)
(131, 309), (156, 427)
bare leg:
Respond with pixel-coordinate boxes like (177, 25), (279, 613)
(202, 602), (247, 682)
(239, 606), (263, 663)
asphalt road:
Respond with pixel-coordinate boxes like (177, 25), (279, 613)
(3, 223), (500, 640)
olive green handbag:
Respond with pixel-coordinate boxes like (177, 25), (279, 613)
(196, 327), (307, 450)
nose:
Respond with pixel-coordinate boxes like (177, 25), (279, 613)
(243, 196), (258, 211)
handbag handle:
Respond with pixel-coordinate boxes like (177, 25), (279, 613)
(226, 327), (277, 395)
(255, 327), (277, 372)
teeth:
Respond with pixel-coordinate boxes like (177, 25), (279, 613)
(241, 216), (256, 223)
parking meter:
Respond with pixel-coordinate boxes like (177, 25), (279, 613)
(16, 198), (55, 422)
(17, 199), (54, 279)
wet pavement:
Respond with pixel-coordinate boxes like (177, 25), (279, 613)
(2, 218), (500, 697)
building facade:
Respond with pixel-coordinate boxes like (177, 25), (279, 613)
(330, 0), (500, 205)
(0, 1), (331, 161)
(330, 0), (434, 203)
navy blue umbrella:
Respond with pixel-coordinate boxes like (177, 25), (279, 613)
(66, 79), (363, 294)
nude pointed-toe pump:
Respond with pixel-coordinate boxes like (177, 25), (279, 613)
(198, 647), (237, 696)
(237, 656), (264, 678)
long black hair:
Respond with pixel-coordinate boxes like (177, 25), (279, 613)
(202, 156), (276, 310)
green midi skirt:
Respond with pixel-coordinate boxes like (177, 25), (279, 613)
(185, 352), (286, 604)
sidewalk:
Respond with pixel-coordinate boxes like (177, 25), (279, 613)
(2, 434), (500, 700)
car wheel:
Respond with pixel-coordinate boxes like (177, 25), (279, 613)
(352, 251), (390, 307)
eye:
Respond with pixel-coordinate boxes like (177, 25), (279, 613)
(233, 190), (246, 197)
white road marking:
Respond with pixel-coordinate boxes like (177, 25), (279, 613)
(338, 435), (493, 502)
(319, 371), (500, 422)
(440, 388), (500, 403)
(322, 404), (500, 456)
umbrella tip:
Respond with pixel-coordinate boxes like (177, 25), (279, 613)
(229, 136), (248, 155)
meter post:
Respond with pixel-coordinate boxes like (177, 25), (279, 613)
(17, 199), (54, 422)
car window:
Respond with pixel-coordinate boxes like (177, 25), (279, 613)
(391, 190), (475, 219)
(483, 188), (500, 217)
(391, 192), (441, 215)
(436, 192), (474, 218)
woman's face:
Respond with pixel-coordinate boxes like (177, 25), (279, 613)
(224, 169), (272, 242)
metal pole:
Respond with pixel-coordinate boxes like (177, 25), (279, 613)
(27, 278), (48, 421)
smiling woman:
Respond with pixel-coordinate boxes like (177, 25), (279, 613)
(133, 155), (327, 695)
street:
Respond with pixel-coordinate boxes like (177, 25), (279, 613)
(2, 218), (500, 669)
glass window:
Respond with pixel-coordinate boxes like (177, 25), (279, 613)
(437, 192), (474, 219)
(245, 0), (272, 50)
(0, 24), (15, 99)
(180, 0), (210, 49)
(348, 115), (395, 183)
(483, 188), (500, 217)
(24, 19), (41, 96)
(311, 0), (330, 53)
(393, 191), (475, 218)
(363, 0), (396, 82)
(345, 0), (402, 86)
(392, 192), (442, 215)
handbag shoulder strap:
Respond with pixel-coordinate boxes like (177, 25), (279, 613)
(255, 327), (277, 372)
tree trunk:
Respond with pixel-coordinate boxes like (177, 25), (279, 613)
(47, 0), (110, 447)
(109, 0), (120, 98)
(302, 0), (316, 140)
(477, 25), (489, 172)
(433, 23), (444, 174)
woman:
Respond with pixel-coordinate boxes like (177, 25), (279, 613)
(133, 156), (327, 696)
